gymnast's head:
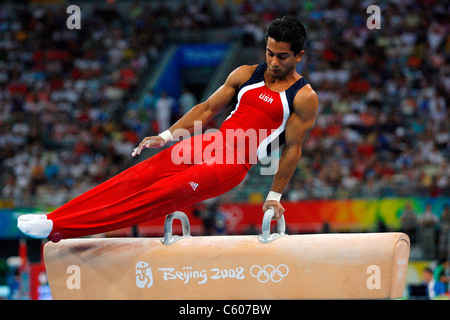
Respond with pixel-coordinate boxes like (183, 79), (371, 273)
(266, 16), (307, 55)
(265, 16), (306, 77)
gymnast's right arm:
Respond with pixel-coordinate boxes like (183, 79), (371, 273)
(132, 65), (254, 157)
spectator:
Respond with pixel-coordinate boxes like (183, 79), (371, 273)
(422, 267), (436, 299)
(400, 203), (419, 244)
(433, 271), (448, 297)
(419, 204), (439, 259)
(155, 91), (175, 132)
(178, 88), (197, 116)
(433, 258), (449, 284)
(438, 207), (450, 260)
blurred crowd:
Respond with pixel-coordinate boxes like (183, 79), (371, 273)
(416, 258), (449, 299)
(0, 2), (161, 207)
(0, 0), (448, 209)
(286, 0), (448, 201)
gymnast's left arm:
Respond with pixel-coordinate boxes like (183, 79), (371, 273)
(263, 86), (319, 219)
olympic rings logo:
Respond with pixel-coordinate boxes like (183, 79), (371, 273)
(250, 264), (289, 283)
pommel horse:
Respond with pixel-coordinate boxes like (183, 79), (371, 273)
(43, 210), (410, 299)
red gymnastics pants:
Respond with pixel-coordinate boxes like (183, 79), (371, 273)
(47, 132), (249, 240)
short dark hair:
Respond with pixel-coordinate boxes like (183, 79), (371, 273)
(265, 16), (307, 55)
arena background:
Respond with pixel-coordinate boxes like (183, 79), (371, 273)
(0, 0), (448, 300)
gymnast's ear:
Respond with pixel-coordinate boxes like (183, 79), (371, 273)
(296, 50), (305, 62)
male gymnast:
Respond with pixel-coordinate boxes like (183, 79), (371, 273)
(18, 16), (319, 242)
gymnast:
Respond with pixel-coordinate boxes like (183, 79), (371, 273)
(18, 16), (318, 242)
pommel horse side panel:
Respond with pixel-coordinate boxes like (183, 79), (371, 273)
(43, 211), (410, 300)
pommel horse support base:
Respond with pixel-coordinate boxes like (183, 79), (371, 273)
(44, 210), (410, 300)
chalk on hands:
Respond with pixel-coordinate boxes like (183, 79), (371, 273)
(131, 141), (152, 157)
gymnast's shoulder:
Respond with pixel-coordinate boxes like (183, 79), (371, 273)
(224, 64), (259, 88)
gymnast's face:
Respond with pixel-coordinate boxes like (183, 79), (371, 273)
(265, 37), (304, 79)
